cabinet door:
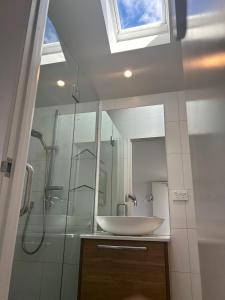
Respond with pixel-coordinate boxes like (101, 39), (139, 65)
(78, 239), (170, 300)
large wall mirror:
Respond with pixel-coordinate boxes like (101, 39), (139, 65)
(97, 104), (170, 235)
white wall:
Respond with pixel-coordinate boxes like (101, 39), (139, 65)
(109, 105), (165, 139)
(74, 112), (96, 143)
(132, 139), (167, 184)
(132, 139), (167, 217)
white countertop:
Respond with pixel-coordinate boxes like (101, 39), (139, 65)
(80, 232), (170, 242)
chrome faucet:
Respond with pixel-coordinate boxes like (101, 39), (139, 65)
(126, 193), (137, 206)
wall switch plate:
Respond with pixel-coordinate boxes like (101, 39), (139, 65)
(172, 190), (189, 201)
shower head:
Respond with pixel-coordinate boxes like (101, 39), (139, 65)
(31, 129), (43, 139)
(31, 129), (47, 149)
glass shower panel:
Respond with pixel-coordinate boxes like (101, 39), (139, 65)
(60, 105), (98, 300)
(9, 104), (99, 300)
(9, 106), (76, 300)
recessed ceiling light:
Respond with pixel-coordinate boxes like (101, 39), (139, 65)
(57, 80), (65, 87)
(124, 70), (132, 78)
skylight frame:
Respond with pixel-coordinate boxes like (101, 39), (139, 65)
(41, 42), (66, 65)
(100, 0), (171, 54)
(111, 0), (169, 42)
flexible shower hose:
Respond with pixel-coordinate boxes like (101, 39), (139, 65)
(21, 149), (49, 255)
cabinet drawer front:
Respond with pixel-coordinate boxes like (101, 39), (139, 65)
(79, 239), (170, 300)
(83, 239), (165, 264)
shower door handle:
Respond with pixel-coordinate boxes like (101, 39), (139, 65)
(20, 163), (34, 216)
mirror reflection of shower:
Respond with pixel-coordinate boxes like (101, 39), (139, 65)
(21, 110), (63, 255)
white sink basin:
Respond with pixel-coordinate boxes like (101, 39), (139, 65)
(96, 216), (164, 236)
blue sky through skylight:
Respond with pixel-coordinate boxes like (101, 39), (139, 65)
(44, 17), (59, 44)
(116, 0), (164, 29)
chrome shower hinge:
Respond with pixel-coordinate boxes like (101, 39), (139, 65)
(0, 157), (13, 177)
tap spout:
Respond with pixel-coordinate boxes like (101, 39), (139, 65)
(126, 193), (137, 206)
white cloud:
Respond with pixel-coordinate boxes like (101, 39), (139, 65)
(118, 0), (164, 28)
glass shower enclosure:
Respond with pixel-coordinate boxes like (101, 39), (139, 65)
(8, 46), (98, 300)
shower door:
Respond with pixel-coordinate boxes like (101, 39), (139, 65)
(8, 104), (77, 300)
(8, 88), (99, 300)
(8, 102), (99, 300)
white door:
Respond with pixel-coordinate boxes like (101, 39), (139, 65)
(152, 182), (170, 235)
(0, 1), (49, 299)
(0, 100), (12, 187)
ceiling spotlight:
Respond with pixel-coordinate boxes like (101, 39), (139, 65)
(57, 80), (65, 87)
(124, 70), (132, 78)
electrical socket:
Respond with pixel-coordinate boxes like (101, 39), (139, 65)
(173, 190), (189, 201)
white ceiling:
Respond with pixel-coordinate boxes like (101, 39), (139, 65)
(36, 60), (99, 107)
(37, 0), (184, 106)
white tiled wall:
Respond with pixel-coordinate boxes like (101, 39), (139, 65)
(164, 91), (202, 300)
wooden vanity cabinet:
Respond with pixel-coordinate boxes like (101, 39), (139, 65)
(78, 239), (170, 300)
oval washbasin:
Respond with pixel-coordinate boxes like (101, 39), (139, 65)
(96, 216), (164, 236)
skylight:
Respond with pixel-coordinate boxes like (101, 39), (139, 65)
(44, 17), (59, 44)
(41, 17), (65, 65)
(116, 0), (165, 30)
(101, 0), (170, 53)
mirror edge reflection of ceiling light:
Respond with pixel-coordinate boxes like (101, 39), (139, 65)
(124, 70), (132, 78)
(57, 80), (65, 87)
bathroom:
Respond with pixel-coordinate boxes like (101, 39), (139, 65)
(8, 7), (200, 295)
(1, 1), (225, 300)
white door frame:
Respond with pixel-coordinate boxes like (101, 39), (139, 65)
(0, 1), (49, 299)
